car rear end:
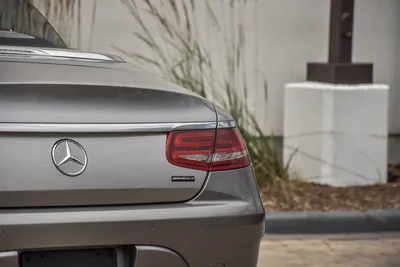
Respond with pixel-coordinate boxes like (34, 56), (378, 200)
(0, 52), (265, 267)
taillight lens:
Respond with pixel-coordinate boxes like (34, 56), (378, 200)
(166, 127), (250, 171)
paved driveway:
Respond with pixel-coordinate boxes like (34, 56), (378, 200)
(258, 236), (400, 267)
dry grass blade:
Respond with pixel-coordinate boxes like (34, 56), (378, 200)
(135, 32), (158, 50)
(205, 0), (220, 30)
(88, 0), (97, 50)
(117, 0), (291, 187)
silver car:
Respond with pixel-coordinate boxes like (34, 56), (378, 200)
(0, 31), (265, 267)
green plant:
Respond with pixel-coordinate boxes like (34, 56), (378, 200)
(116, 0), (293, 187)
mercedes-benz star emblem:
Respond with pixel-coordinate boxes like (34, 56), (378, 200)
(51, 139), (88, 177)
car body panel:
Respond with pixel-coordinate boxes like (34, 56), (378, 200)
(0, 83), (215, 123)
(0, 132), (208, 207)
(0, 56), (198, 96)
(0, 166), (265, 267)
(0, 45), (264, 267)
(0, 54), (220, 207)
(134, 246), (188, 267)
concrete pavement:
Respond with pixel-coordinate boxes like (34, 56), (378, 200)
(258, 236), (400, 267)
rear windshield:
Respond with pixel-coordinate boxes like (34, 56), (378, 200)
(0, 0), (67, 48)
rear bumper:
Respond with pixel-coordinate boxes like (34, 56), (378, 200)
(0, 167), (265, 267)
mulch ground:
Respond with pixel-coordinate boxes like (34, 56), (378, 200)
(260, 165), (400, 212)
(260, 181), (400, 212)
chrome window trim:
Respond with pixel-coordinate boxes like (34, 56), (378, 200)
(0, 121), (235, 133)
(0, 46), (120, 62)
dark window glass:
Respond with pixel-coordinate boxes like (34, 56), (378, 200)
(0, 0), (67, 48)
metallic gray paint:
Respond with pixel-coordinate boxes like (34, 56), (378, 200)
(0, 84), (216, 123)
(0, 133), (208, 207)
(0, 49), (264, 267)
(134, 246), (188, 267)
(0, 59), (199, 96)
(0, 167), (264, 267)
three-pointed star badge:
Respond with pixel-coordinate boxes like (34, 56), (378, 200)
(57, 141), (85, 167)
(51, 139), (88, 176)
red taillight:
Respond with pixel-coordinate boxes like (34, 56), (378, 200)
(166, 127), (250, 171)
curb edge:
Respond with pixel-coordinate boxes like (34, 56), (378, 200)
(264, 209), (400, 234)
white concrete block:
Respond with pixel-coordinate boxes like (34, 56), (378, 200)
(283, 82), (389, 186)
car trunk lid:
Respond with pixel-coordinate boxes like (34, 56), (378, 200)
(0, 68), (216, 207)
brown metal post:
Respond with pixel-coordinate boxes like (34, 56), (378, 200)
(307, 0), (373, 84)
(328, 0), (354, 63)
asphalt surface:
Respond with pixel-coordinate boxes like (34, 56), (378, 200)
(258, 235), (400, 267)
